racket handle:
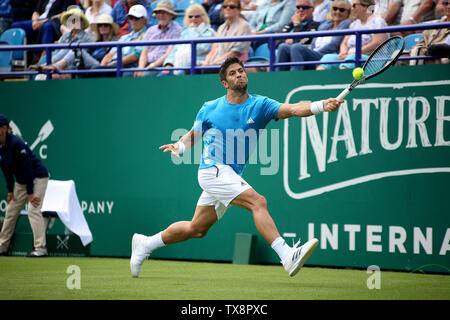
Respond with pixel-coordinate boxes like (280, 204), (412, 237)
(336, 88), (351, 100)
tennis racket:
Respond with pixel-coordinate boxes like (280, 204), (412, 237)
(336, 36), (405, 100)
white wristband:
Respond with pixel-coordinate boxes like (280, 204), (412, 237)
(310, 100), (324, 114)
(177, 141), (186, 154)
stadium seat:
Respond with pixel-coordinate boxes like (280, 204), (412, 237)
(404, 33), (423, 50)
(175, 0), (202, 11)
(0, 28), (27, 68)
(248, 47), (254, 58)
(0, 41), (13, 73)
(253, 43), (270, 61)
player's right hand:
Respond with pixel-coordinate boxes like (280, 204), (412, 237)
(323, 98), (344, 112)
(159, 143), (180, 158)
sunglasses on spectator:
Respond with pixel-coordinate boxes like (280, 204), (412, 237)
(98, 23), (111, 27)
(332, 7), (347, 12)
(128, 16), (142, 20)
(296, 5), (313, 10)
(223, 4), (238, 9)
(189, 14), (202, 18)
(442, 1), (449, 5)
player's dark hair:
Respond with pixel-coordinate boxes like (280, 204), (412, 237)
(219, 57), (245, 82)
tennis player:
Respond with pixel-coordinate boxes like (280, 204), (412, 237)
(130, 57), (343, 278)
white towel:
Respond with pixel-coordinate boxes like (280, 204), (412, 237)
(41, 180), (93, 246)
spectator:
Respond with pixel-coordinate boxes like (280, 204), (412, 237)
(0, 114), (50, 258)
(32, 13), (118, 72)
(427, 36), (450, 64)
(241, 0), (264, 21)
(409, 0), (450, 65)
(10, 0), (76, 46)
(275, 0), (320, 49)
(161, 3), (215, 76)
(84, 0), (112, 24)
(202, 0), (224, 30)
(400, 0), (437, 26)
(241, 0), (259, 11)
(29, 7), (93, 77)
(135, 1), (183, 77)
(109, 0), (119, 7)
(111, 0), (153, 37)
(202, 0), (252, 69)
(0, 0), (12, 34)
(377, 0), (439, 32)
(317, 0), (388, 70)
(101, 4), (148, 71)
(374, 0), (401, 25)
(277, 0), (351, 71)
(435, 0), (449, 16)
(313, 0), (332, 23)
(249, 0), (296, 50)
(9, 0), (40, 24)
(89, 13), (119, 59)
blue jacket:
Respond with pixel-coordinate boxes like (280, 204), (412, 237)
(0, 133), (48, 195)
(0, 0), (11, 18)
(311, 19), (352, 55)
(250, 0), (296, 34)
(111, 0), (154, 34)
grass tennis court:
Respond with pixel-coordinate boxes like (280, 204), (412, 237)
(0, 256), (449, 300)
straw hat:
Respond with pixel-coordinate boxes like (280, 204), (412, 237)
(61, 7), (90, 29)
(153, 1), (178, 17)
(91, 14), (119, 35)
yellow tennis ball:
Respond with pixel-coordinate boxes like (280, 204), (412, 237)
(353, 67), (364, 80)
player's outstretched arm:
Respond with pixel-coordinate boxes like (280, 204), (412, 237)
(277, 98), (344, 119)
(159, 129), (201, 158)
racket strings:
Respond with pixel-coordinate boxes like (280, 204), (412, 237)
(363, 38), (403, 77)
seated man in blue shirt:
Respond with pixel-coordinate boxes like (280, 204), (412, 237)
(111, 0), (153, 37)
(277, 0), (351, 71)
(275, 0), (320, 61)
(102, 4), (148, 70)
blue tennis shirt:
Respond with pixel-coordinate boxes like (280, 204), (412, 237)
(192, 94), (282, 175)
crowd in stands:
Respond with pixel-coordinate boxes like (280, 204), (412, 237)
(0, 0), (448, 79)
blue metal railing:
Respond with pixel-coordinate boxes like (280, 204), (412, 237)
(0, 21), (449, 79)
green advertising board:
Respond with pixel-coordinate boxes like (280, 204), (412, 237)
(1, 64), (449, 273)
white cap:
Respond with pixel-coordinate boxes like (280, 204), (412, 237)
(128, 4), (148, 19)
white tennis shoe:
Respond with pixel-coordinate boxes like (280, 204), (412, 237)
(130, 233), (151, 278)
(283, 238), (319, 277)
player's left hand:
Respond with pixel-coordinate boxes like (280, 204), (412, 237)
(159, 143), (180, 158)
(323, 98), (344, 112)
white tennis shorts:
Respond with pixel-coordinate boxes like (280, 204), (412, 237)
(197, 165), (252, 220)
